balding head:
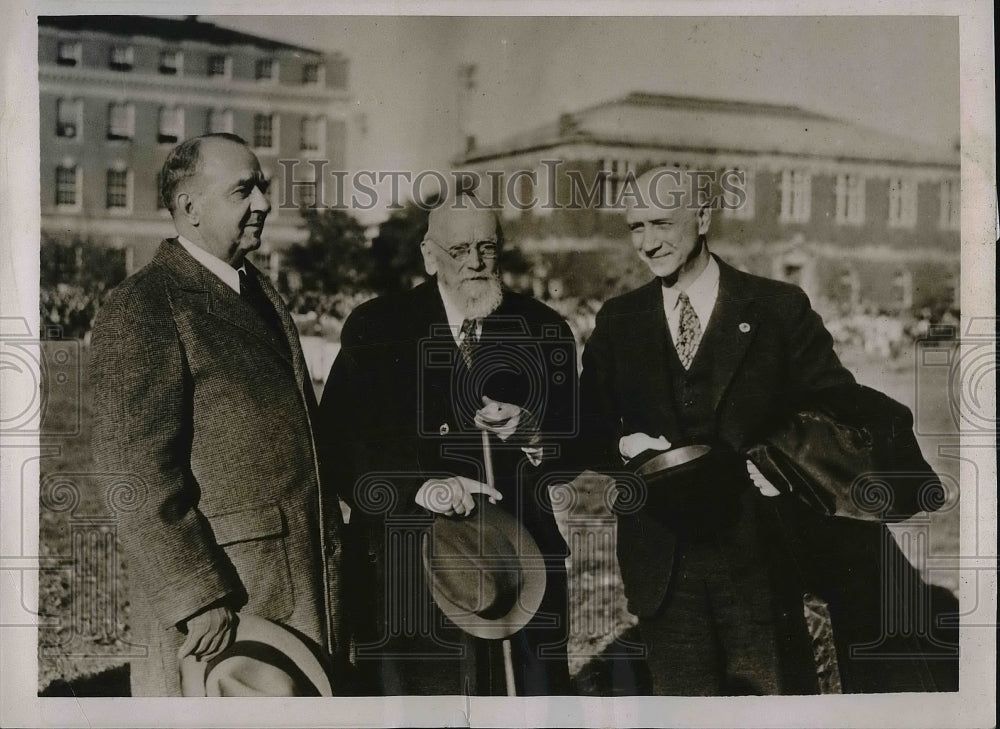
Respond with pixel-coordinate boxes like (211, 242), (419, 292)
(628, 167), (713, 216)
(625, 166), (712, 287)
(421, 195), (504, 318)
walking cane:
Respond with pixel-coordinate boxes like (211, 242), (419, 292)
(481, 429), (517, 697)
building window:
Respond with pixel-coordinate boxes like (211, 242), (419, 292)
(601, 158), (632, 208)
(834, 173), (866, 225)
(722, 167), (755, 220)
(207, 109), (234, 135)
(56, 40), (81, 67)
(55, 164), (81, 209)
(159, 50), (182, 75)
(253, 113), (277, 150)
(255, 58), (278, 82)
(107, 102), (135, 141)
(106, 168), (132, 211)
(302, 63), (323, 85)
(300, 116), (325, 152)
(207, 54), (231, 79)
(939, 178), (960, 230)
(158, 107), (184, 144)
(56, 98), (82, 139)
(887, 177), (917, 228)
(779, 169), (811, 223)
(109, 45), (134, 71)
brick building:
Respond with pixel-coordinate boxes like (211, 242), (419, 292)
(39, 15), (350, 276)
(456, 92), (960, 313)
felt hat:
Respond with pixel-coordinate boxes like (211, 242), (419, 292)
(626, 444), (747, 531)
(422, 497), (546, 640)
(179, 614), (332, 697)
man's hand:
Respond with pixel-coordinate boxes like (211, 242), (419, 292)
(474, 396), (534, 442)
(177, 605), (236, 662)
(619, 432), (671, 461)
(746, 460), (781, 497)
(415, 475), (503, 517)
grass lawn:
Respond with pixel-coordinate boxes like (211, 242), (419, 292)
(37, 340), (963, 694)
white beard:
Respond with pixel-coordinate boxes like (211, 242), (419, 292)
(455, 275), (503, 319)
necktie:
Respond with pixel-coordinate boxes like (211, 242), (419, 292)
(458, 318), (479, 369)
(675, 291), (701, 369)
(239, 266), (288, 348)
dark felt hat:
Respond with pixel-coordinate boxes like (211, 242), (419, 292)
(626, 444), (747, 530)
(422, 496), (546, 640)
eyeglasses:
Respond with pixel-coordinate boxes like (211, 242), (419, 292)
(432, 239), (499, 261)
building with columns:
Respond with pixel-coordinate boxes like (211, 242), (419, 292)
(39, 15), (351, 276)
(456, 92), (959, 313)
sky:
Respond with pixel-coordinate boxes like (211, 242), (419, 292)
(209, 14), (960, 186)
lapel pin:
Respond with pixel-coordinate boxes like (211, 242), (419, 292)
(739, 322), (751, 333)
(439, 423), (450, 436)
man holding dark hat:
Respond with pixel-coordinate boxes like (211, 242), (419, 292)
(320, 196), (577, 695)
(577, 166), (859, 695)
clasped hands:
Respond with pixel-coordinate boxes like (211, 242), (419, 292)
(619, 432), (781, 497)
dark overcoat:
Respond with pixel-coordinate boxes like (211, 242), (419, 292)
(320, 279), (577, 695)
(90, 239), (344, 696)
(579, 257), (955, 693)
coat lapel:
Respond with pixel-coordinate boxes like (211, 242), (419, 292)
(157, 239), (295, 371)
(631, 281), (681, 439)
(706, 257), (759, 416)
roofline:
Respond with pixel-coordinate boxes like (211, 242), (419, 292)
(456, 137), (960, 170)
(581, 91), (837, 122)
(38, 14), (328, 56)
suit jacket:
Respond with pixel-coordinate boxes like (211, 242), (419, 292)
(319, 279), (577, 694)
(578, 256), (855, 619)
(90, 239), (344, 696)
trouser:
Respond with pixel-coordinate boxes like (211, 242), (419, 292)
(638, 537), (781, 696)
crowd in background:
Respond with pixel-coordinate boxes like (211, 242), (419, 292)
(41, 277), (958, 362)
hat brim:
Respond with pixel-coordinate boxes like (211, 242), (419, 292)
(628, 444), (712, 482)
(179, 614), (332, 697)
(422, 500), (547, 640)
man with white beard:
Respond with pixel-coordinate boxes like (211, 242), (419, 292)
(320, 196), (577, 695)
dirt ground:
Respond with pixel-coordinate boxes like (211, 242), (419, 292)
(35, 340), (963, 695)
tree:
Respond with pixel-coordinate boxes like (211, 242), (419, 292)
(368, 200), (431, 294)
(284, 207), (371, 294)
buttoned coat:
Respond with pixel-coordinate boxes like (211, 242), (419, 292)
(90, 239), (344, 696)
(319, 279), (577, 695)
(578, 257), (856, 687)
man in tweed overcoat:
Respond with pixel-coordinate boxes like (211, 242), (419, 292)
(90, 134), (344, 696)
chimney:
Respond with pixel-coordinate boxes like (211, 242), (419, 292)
(558, 113), (577, 136)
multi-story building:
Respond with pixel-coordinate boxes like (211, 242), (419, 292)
(456, 92), (960, 313)
(39, 15), (350, 276)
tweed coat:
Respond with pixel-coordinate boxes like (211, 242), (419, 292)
(319, 279), (577, 695)
(90, 239), (344, 696)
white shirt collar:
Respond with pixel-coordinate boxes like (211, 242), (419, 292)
(437, 279), (482, 346)
(661, 254), (721, 331)
(176, 235), (241, 294)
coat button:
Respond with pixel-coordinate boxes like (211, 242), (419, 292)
(439, 422), (450, 435)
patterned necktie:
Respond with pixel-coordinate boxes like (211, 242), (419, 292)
(458, 318), (479, 369)
(675, 291), (701, 369)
